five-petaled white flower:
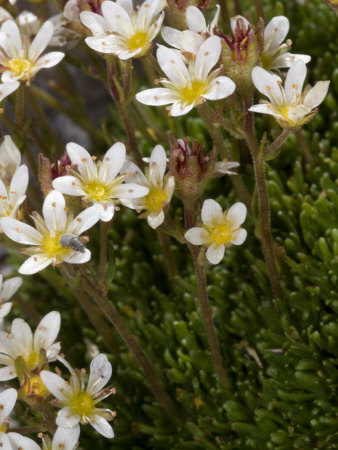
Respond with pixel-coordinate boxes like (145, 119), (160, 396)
(0, 274), (22, 321)
(250, 60), (330, 128)
(121, 145), (174, 229)
(0, 136), (28, 223)
(0, 190), (101, 274)
(41, 426), (80, 450)
(136, 36), (236, 116)
(0, 19), (64, 84)
(162, 5), (220, 56)
(0, 311), (61, 381)
(81, 0), (166, 60)
(185, 199), (247, 265)
(52, 142), (149, 222)
(0, 388), (40, 449)
(41, 353), (115, 439)
(260, 15), (311, 72)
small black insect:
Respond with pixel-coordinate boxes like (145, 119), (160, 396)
(59, 234), (87, 253)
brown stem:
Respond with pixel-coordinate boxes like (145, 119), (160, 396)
(243, 97), (283, 300)
(198, 106), (251, 209)
(79, 268), (177, 421)
(184, 205), (232, 390)
(106, 60), (144, 169)
(264, 129), (291, 159)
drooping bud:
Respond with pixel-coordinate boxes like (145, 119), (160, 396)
(169, 136), (216, 202)
(217, 17), (259, 93)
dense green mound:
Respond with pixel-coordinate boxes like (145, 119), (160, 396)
(10, 0), (338, 448)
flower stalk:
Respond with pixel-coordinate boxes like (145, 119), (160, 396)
(184, 204), (232, 390)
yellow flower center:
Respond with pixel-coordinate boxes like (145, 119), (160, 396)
(83, 181), (110, 202)
(209, 225), (233, 246)
(8, 58), (32, 78)
(127, 31), (149, 51)
(180, 80), (208, 104)
(21, 375), (49, 398)
(42, 233), (69, 259)
(70, 391), (95, 417)
(276, 105), (289, 120)
(145, 188), (168, 213)
(23, 351), (39, 369)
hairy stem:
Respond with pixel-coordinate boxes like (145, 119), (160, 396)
(244, 97), (283, 300)
(264, 129), (291, 159)
(184, 205), (232, 390)
(79, 268), (178, 421)
(295, 129), (314, 165)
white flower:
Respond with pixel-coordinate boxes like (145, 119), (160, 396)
(42, 426), (80, 450)
(0, 190), (101, 274)
(260, 15), (310, 71)
(0, 136), (28, 224)
(185, 199), (247, 265)
(49, 14), (81, 47)
(0, 388), (40, 449)
(0, 274), (22, 320)
(162, 5), (220, 56)
(136, 36), (236, 116)
(121, 145), (174, 229)
(82, 0), (166, 60)
(214, 160), (240, 176)
(52, 142), (149, 222)
(41, 354), (115, 439)
(0, 19), (64, 84)
(0, 81), (20, 103)
(0, 311), (61, 381)
(250, 60), (330, 128)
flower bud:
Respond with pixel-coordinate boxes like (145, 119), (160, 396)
(19, 374), (50, 407)
(169, 136), (216, 202)
(218, 17), (260, 93)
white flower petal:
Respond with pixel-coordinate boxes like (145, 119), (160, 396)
(157, 45), (190, 86)
(264, 16), (289, 52)
(226, 202), (247, 228)
(87, 353), (112, 394)
(29, 20), (54, 61)
(230, 228), (247, 245)
(66, 142), (96, 180)
(0, 388), (17, 422)
(11, 317), (32, 356)
(9, 165), (28, 197)
(170, 101), (195, 117)
(0, 20), (22, 58)
(147, 210), (164, 229)
(201, 199), (223, 227)
(136, 87), (177, 106)
(137, 0), (166, 30)
(91, 415), (114, 438)
(251, 66), (283, 105)
(101, 0), (133, 36)
(178, 30), (203, 54)
(203, 76), (236, 100)
(63, 248), (91, 264)
(273, 52), (311, 69)
(100, 142), (126, 183)
(0, 302), (12, 320)
(0, 135), (21, 170)
(185, 227), (209, 245)
(98, 203), (115, 222)
(0, 81), (19, 102)
(249, 103), (282, 118)
(285, 59), (307, 104)
(194, 36), (221, 80)
(32, 51), (64, 70)
(68, 204), (101, 235)
(56, 406), (80, 429)
(0, 217), (42, 245)
(52, 425), (80, 450)
(117, 0), (133, 15)
(40, 371), (72, 401)
(7, 433), (40, 450)
(161, 26), (181, 49)
(149, 145), (166, 187)
(186, 6), (206, 33)
(52, 175), (85, 196)
(34, 311), (60, 352)
(113, 183), (149, 199)
(19, 255), (53, 275)
(80, 11), (110, 35)
(85, 35), (125, 55)
(304, 80), (330, 109)
(206, 244), (225, 264)
(1, 277), (22, 301)
(43, 190), (67, 233)
(209, 5), (220, 33)
(0, 365), (16, 381)
(0, 431), (12, 450)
